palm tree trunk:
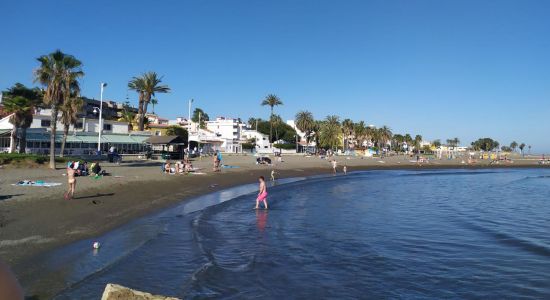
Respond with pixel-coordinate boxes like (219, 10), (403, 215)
(49, 105), (58, 169)
(137, 97), (144, 131)
(269, 107), (273, 143)
(19, 127), (28, 154)
(9, 127), (17, 153)
(60, 124), (69, 157)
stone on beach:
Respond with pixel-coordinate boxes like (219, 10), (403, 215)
(101, 283), (180, 300)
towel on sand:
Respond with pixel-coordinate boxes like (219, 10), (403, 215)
(12, 180), (62, 187)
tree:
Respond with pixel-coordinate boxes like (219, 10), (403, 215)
(501, 146), (513, 152)
(353, 121), (368, 149)
(414, 135), (423, 153)
(432, 139), (442, 148)
(118, 102), (136, 131)
(59, 96), (84, 157)
(528, 145), (532, 154)
(471, 138), (500, 152)
(192, 108), (210, 129)
(128, 72), (170, 131)
(2, 83), (42, 153)
(165, 125), (188, 140)
(342, 118), (355, 151)
(319, 115), (341, 150)
(256, 118), (297, 144)
(34, 50), (84, 168)
(295, 110), (315, 145)
(510, 141), (518, 152)
(377, 126), (393, 153)
(519, 143), (526, 156)
(261, 94), (283, 143)
(150, 98), (158, 114)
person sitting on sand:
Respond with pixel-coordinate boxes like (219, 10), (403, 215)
(65, 162), (76, 200)
(164, 161), (171, 174)
(90, 162), (102, 176)
(255, 176), (268, 210)
(185, 159), (194, 173)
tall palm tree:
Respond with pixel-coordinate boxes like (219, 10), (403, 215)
(319, 115), (341, 150)
(34, 50), (84, 168)
(59, 96), (84, 157)
(353, 121), (367, 148)
(341, 118), (354, 151)
(128, 72), (170, 131)
(510, 141), (518, 153)
(2, 83), (42, 153)
(392, 134), (404, 153)
(377, 126), (392, 154)
(2, 96), (34, 153)
(261, 94), (283, 142)
(295, 110), (315, 145)
(150, 98), (158, 114)
(414, 135), (423, 153)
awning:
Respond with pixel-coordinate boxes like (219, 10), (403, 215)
(145, 135), (187, 145)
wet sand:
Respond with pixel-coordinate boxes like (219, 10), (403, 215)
(0, 154), (546, 269)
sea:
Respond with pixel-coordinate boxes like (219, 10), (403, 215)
(19, 168), (550, 299)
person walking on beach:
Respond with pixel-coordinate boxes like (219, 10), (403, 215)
(255, 176), (268, 209)
(331, 159), (338, 174)
(343, 165), (347, 175)
(271, 169), (277, 181)
(65, 162), (76, 200)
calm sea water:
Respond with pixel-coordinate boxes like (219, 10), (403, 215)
(21, 169), (550, 299)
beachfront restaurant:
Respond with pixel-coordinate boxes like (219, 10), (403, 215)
(2, 128), (150, 155)
(145, 135), (187, 159)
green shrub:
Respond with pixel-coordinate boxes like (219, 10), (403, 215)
(0, 153), (75, 165)
(242, 143), (255, 150)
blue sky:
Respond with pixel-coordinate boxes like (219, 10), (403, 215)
(1, 0), (549, 152)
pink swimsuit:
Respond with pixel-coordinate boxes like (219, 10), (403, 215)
(257, 191), (268, 201)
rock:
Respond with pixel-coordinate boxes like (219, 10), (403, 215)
(101, 283), (181, 300)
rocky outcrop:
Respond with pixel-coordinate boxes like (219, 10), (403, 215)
(101, 283), (181, 300)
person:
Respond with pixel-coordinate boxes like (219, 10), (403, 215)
(65, 162), (76, 200)
(343, 165), (347, 175)
(91, 161), (102, 175)
(164, 161), (171, 174)
(255, 176), (268, 209)
(217, 151), (223, 166)
(213, 153), (220, 172)
(271, 169), (277, 181)
(331, 159), (337, 174)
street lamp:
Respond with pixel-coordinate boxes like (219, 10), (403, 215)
(97, 82), (107, 153)
(187, 98), (193, 154)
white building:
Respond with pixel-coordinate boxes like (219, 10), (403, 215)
(286, 120), (316, 150)
(205, 117), (245, 153)
(241, 129), (272, 154)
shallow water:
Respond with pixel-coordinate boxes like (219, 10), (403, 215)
(23, 169), (550, 299)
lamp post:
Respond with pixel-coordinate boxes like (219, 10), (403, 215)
(187, 98), (193, 154)
(97, 82), (107, 153)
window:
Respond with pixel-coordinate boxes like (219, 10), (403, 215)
(103, 124), (112, 131)
(41, 120), (51, 127)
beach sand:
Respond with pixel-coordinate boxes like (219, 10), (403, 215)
(0, 154), (546, 268)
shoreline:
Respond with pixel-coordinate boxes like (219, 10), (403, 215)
(1, 155), (548, 285)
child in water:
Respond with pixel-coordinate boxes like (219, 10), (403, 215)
(255, 176), (268, 210)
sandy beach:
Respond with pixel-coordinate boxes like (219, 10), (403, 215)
(0, 154), (547, 268)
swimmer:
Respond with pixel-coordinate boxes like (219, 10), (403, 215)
(255, 176), (268, 210)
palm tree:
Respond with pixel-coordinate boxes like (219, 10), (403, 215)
(353, 121), (367, 148)
(128, 72), (170, 131)
(414, 135), (423, 153)
(342, 118), (354, 151)
(295, 110), (315, 145)
(261, 94), (283, 142)
(34, 50), (84, 168)
(59, 96), (83, 157)
(150, 98), (158, 114)
(519, 143), (526, 157)
(2, 96), (34, 153)
(2, 83), (42, 153)
(432, 139), (442, 148)
(392, 134), (404, 153)
(510, 141), (518, 153)
(377, 126), (392, 154)
(319, 115), (341, 150)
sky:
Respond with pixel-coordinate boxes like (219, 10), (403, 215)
(1, 0), (549, 152)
